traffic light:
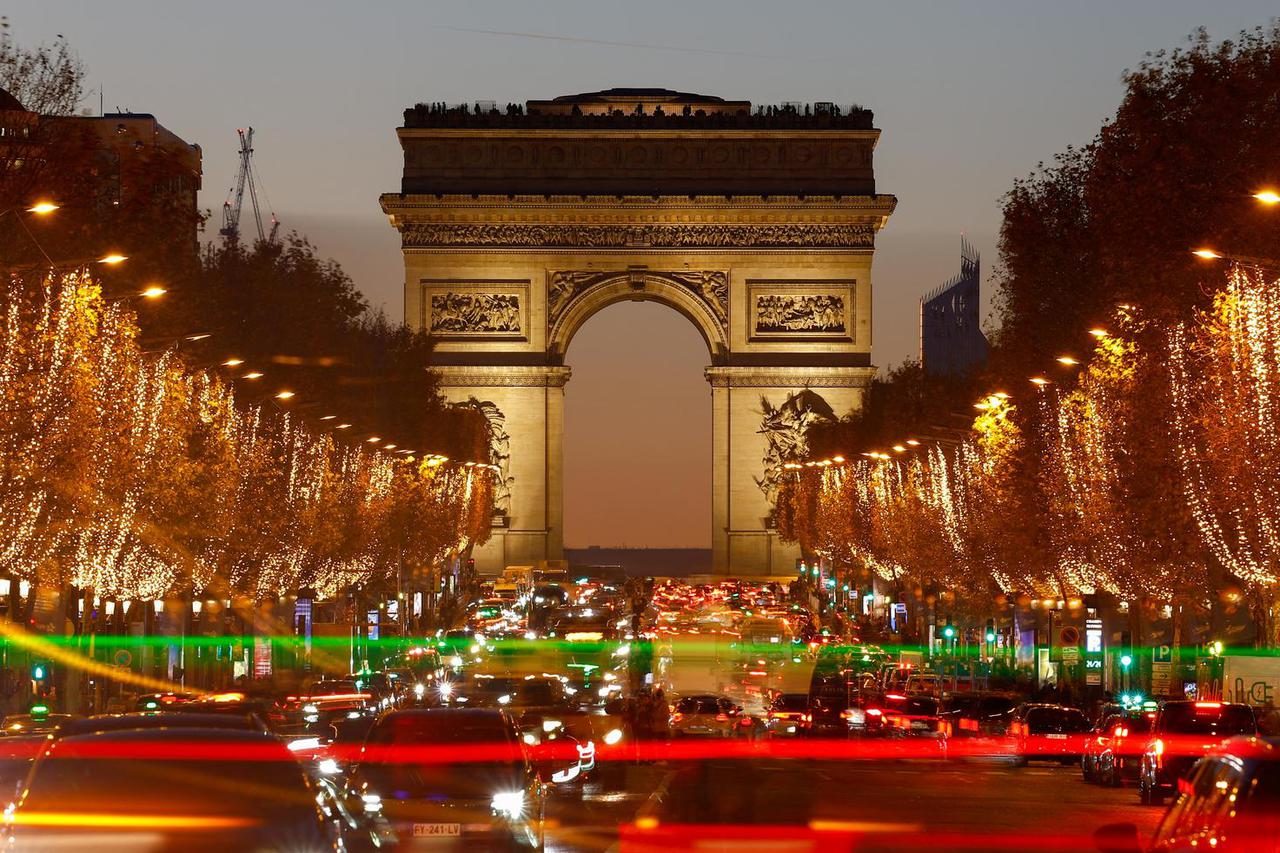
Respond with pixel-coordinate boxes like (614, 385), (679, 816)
(942, 621), (956, 640)
(1119, 653), (1133, 669)
(30, 662), (48, 682)
(984, 619), (996, 643)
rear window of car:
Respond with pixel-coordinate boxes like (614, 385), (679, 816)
(368, 713), (511, 745)
(979, 697), (1015, 716)
(1026, 707), (1091, 732)
(771, 694), (809, 712)
(1160, 704), (1256, 736)
(309, 680), (358, 696)
(676, 697), (720, 714)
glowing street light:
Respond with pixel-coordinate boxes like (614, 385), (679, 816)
(366, 436), (381, 444)
(1254, 190), (1280, 205)
(892, 445), (906, 453)
(26, 202), (59, 215)
(1056, 356), (1079, 365)
(336, 423), (351, 429)
(905, 439), (920, 446)
(319, 415), (336, 421)
(274, 390), (295, 400)
(139, 286), (166, 299)
(98, 253), (128, 265)
(1192, 248), (1224, 260)
(241, 372), (263, 380)
(1088, 328), (1108, 338)
(1030, 377), (1051, 386)
(222, 358), (244, 367)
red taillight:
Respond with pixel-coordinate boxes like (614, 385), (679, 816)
(1151, 738), (1164, 765)
(715, 714), (729, 721)
(803, 713), (811, 723)
(886, 693), (907, 701)
(670, 712), (683, 722)
(840, 709), (856, 720)
(740, 717), (754, 727)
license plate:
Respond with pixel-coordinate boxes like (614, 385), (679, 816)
(911, 721), (929, 729)
(413, 823), (461, 837)
(1046, 733), (1067, 740)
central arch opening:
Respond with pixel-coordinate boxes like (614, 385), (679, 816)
(563, 300), (711, 557)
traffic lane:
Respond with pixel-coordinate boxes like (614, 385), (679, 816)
(547, 764), (669, 852)
(633, 757), (1165, 852)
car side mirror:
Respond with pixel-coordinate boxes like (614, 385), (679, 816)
(1093, 822), (1141, 853)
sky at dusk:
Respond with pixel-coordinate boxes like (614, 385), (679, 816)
(10, 1), (1278, 547)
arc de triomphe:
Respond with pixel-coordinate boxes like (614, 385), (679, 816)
(381, 89), (895, 576)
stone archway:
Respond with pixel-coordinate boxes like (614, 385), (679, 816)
(381, 89), (895, 576)
(548, 269), (729, 362)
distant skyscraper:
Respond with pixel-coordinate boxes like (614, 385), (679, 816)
(921, 237), (986, 376)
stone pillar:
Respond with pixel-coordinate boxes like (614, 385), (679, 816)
(706, 366), (874, 577)
(435, 366), (571, 576)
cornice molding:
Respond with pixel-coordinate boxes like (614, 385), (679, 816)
(704, 366), (876, 388)
(434, 365), (572, 388)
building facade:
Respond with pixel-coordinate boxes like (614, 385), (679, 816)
(382, 89), (895, 575)
(921, 237), (986, 376)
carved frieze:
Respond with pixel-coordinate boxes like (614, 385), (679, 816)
(548, 270), (728, 329)
(430, 292), (522, 334)
(421, 280), (528, 339)
(755, 294), (846, 334)
(401, 222), (874, 250)
(748, 280), (855, 341)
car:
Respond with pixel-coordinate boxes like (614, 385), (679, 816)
(4, 727), (339, 851)
(1095, 737), (1280, 852)
(670, 695), (749, 738)
(880, 694), (949, 750)
(1085, 701), (1157, 783)
(1007, 703), (1092, 764)
(940, 692), (1018, 739)
(347, 708), (545, 850)
(764, 693), (811, 737)
(1138, 700), (1257, 805)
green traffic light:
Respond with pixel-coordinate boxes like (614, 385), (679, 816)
(30, 663), (47, 682)
(942, 625), (956, 639)
(985, 631), (996, 642)
(1120, 654), (1133, 668)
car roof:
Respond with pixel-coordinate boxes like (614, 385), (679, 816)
(57, 713), (262, 736)
(51, 726), (282, 746)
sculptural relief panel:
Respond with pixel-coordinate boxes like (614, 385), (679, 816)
(422, 280), (528, 339)
(748, 281), (855, 341)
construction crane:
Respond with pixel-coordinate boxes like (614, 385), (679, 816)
(219, 127), (279, 244)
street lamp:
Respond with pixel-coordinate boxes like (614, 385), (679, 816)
(98, 253), (128, 265)
(1253, 190), (1280, 205)
(25, 202), (59, 215)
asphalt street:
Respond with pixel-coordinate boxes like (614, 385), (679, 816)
(548, 756), (1165, 852)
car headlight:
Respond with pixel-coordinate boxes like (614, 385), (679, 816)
(450, 655), (464, 668)
(302, 704), (319, 714)
(604, 728), (624, 746)
(414, 683), (426, 698)
(542, 719), (562, 733)
(491, 790), (524, 819)
(498, 694), (511, 705)
(317, 758), (341, 775)
(361, 793), (382, 813)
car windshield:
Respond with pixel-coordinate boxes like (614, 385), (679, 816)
(308, 680), (359, 696)
(1160, 704), (1256, 736)
(23, 735), (314, 823)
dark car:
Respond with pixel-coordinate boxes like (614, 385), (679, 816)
(1008, 703), (1092, 764)
(1095, 737), (1280, 853)
(1087, 709), (1155, 787)
(765, 693), (811, 737)
(1139, 700), (1257, 805)
(348, 708), (545, 850)
(940, 692), (1018, 738)
(4, 727), (338, 851)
